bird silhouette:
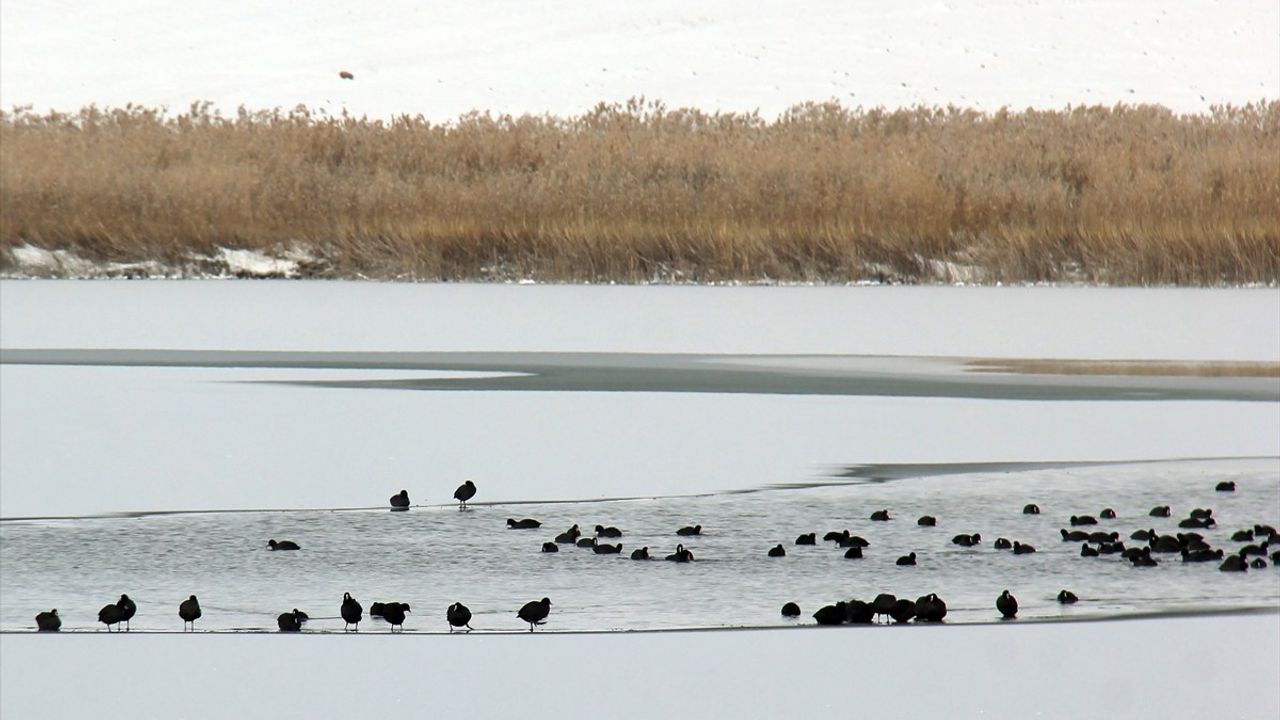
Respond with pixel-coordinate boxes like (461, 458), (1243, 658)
(454, 480), (476, 509)
(447, 602), (473, 632)
(517, 598), (551, 631)
(341, 592), (363, 631)
(179, 595), (202, 631)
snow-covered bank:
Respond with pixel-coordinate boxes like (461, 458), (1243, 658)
(3, 613), (1277, 719)
(2, 1), (1275, 119)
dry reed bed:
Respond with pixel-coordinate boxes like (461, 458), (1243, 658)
(2, 100), (1277, 283)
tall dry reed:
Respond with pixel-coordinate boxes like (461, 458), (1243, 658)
(2, 99), (1277, 283)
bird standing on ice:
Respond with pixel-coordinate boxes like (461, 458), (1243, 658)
(454, 480), (477, 509)
(179, 595), (202, 631)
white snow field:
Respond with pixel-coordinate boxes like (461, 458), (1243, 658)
(2, 1), (1276, 120)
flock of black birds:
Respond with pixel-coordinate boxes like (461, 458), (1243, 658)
(29, 478), (1279, 633)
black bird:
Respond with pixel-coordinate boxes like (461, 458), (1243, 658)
(781, 602), (801, 617)
(116, 594), (136, 631)
(1220, 553), (1248, 572)
(843, 546), (864, 559)
(517, 598), (551, 631)
(917, 516), (937, 526)
(1023, 503), (1040, 515)
(1179, 516), (1215, 529)
(994, 537), (1012, 550)
(665, 544), (694, 562)
(1100, 508), (1116, 519)
(1150, 535), (1182, 553)
(277, 609), (308, 632)
(97, 603), (123, 632)
(823, 530), (849, 542)
(554, 525), (581, 544)
(35, 609), (61, 632)
(888, 599), (916, 624)
(1130, 529), (1154, 541)
(896, 552), (917, 566)
(795, 533), (817, 545)
(1255, 524), (1278, 540)
(813, 603), (847, 626)
(595, 525), (622, 538)
(1216, 481), (1236, 492)
(381, 602), (410, 632)
(576, 537), (597, 549)
(768, 544), (786, 557)
(676, 525), (702, 536)
(1081, 543), (1099, 557)
(837, 534), (870, 548)
(1131, 550), (1159, 567)
(1240, 541), (1270, 557)
(1181, 548), (1224, 563)
(447, 602), (473, 632)
(370, 602), (386, 617)
(1271, 548), (1280, 565)
(541, 542), (559, 553)
(341, 592), (363, 631)
(915, 594), (947, 622)
(268, 539), (300, 551)
(1061, 529), (1090, 542)
(1149, 505), (1171, 517)
(1190, 508), (1213, 520)
(1232, 529), (1255, 542)
(1070, 515), (1097, 526)
(996, 590), (1018, 619)
(870, 509), (890, 521)
(593, 542), (622, 554)
(454, 480), (476, 509)
(179, 595), (201, 631)
(1013, 541), (1036, 555)
(507, 518), (541, 529)
(1057, 590), (1078, 604)
(1250, 557), (1267, 568)
(871, 594), (898, 623)
(952, 533), (981, 547)
(845, 599), (875, 624)
(1088, 531), (1119, 544)
(390, 490), (410, 510)
(630, 547), (650, 560)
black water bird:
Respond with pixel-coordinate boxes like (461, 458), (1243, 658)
(370, 602), (386, 617)
(341, 592), (363, 631)
(381, 602), (410, 631)
(813, 603), (847, 626)
(915, 594), (947, 622)
(390, 490), (410, 510)
(1099, 508), (1116, 519)
(116, 594), (136, 631)
(1219, 553), (1248, 572)
(554, 525), (581, 544)
(768, 544), (786, 557)
(1232, 529), (1255, 542)
(1240, 541), (1270, 557)
(1098, 541), (1125, 555)
(889, 599), (916, 624)
(843, 546), (864, 559)
(952, 533), (981, 547)
(35, 609), (61, 632)
(1070, 515), (1097, 526)
(837, 534), (870, 548)
(595, 525), (622, 538)
(630, 547), (650, 560)
(1121, 546), (1146, 561)
(1216, 481), (1236, 492)
(541, 542), (559, 553)
(179, 595), (201, 631)
(1081, 544), (1099, 557)
(507, 518), (541, 529)
(1131, 550), (1159, 567)
(871, 594), (898, 623)
(1023, 503), (1040, 515)
(1013, 541), (1036, 554)
(1062, 529), (1090, 542)
(845, 599), (875, 624)
(1181, 548), (1224, 563)
(994, 537), (1012, 550)
(1057, 590), (1078, 604)
(1255, 524), (1277, 540)
(795, 533), (816, 545)
(97, 603), (123, 632)
(1088, 531), (1118, 544)
(1271, 549), (1280, 565)
(453, 480), (476, 509)
(1189, 508), (1213, 520)
(676, 525), (702, 536)
(665, 544), (694, 562)
(593, 542), (622, 554)
(996, 590), (1018, 619)
(1130, 529), (1154, 541)
(896, 552), (917, 566)
(1150, 535), (1182, 553)
(1149, 505), (1171, 517)
(1251, 558), (1268, 569)
(517, 598), (551, 631)
(1179, 516), (1215, 529)
(823, 530), (848, 542)
(277, 609), (308, 632)
(268, 539), (300, 551)
(917, 516), (936, 526)
(447, 602), (472, 632)
(870, 509), (890, 521)
(576, 537), (597, 549)
(781, 602), (801, 617)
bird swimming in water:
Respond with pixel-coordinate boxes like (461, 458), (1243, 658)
(576, 537), (597, 549)
(837, 534), (869, 548)
(768, 544), (786, 557)
(179, 595), (202, 631)
(994, 537), (1012, 550)
(1057, 590), (1078, 604)
(917, 516), (937, 526)
(1023, 503), (1040, 515)
(454, 480), (476, 509)
(997, 590), (1018, 619)
(844, 546), (863, 559)
(390, 490), (410, 510)
(823, 530), (849, 542)
(1070, 515), (1097, 526)
(1062, 529), (1090, 542)
(896, 552), (917, 566)
(952, 533), (981, 547)
(593, 542), (623, 554)
(517, 598), (551, 631)
(447, 602), (472, 632)
(630, 546), (650, 560)
(268, 539), (300, 551)
(595, 525), (622, 538)
(781, 602), (801, 617)
(1219, 553), (1248, 572)
(341, 592), (363, 631)
(1149, 505), (1171, 517)
(35, 609), (61, 632)
(795, 533), (817, 545)
(277, 609), (308, 632)
(665, 544), (694, 562)
(676, 525), (702, 536)
(1081, 543), (1099, 557)
(1013, 541), (1036, 555)
(870, 509), (890, 521)
(1215, 481), (1236, 492)
(1100, 508), (1116, 519)
(381, 602), (410, 632)
(541, 542), (559, 553)
(554, 525), (581, 544)
(507, 518), (541, 529)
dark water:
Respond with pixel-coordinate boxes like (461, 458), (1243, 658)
(3, 459), (1277, 633)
